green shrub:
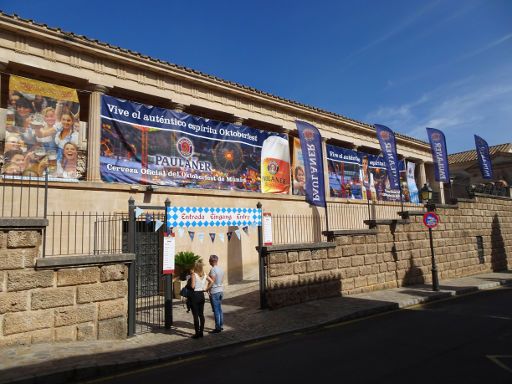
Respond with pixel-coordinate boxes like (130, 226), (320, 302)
(174, 251), (202, 280)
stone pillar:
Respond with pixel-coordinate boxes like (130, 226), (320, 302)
(172, 103), (186, 113)
(233, 116), (245, 126)
(0, 62), (7, 141)
(87, 85), (110, 182)
(417, 161), (427, 188)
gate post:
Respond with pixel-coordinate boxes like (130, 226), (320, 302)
(257, 202), (267, 309)
(127, 197), (136, 336)
(164, 198), (173, 329)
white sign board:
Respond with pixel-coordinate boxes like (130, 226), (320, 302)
(163, 234), (175, 274)
(263, 213), (273, 246)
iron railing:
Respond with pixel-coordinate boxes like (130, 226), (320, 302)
(268, 199), (420, 245)
(44, 212), (127, 257)
(0, 173), (48, 218)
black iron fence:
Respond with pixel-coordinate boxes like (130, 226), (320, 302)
(0, 173), (48, 218)
(445, 181), (510, 202)
(268, 200), (419, 245)
(44, 212), (127, 257)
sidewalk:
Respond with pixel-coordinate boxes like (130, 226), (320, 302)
(1, 271), (511, 384)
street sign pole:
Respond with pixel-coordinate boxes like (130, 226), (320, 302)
(423, 211), (440, 291)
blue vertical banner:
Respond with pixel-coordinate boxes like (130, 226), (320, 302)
(295, 121), (326, 207)
(374, 124), (400, 189)
(426, 128), (450, 183)
(474, 135), (494, 179)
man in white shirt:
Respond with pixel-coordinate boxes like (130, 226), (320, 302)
(208, 254), (224, 333)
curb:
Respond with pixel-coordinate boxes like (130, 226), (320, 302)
(6, 277), (512, 384)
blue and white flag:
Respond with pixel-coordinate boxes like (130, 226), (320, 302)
(198, 233), (205, 243)
(154, 220), (163, 232)
(235, 229), (241, 240)
(426, 128), (450, 183)
(474, 135), (494, 179)
(209, 233), (216, 243)
(227, 232), (233, 242)
(188, 231), (195, 241)
(295, 121), (326, 207)
(374, 124), (400, 189)
(218, 233), (225, 243)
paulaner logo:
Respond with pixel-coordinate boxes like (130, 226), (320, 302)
(177, 137), (194, 158)
(267, 160), (279, 175)
(380, 131), (390, 140)
(431, 133), (441, 141)
(303, 129), (315, 141)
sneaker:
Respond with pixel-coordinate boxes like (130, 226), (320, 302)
(209, 329), (222, 334)
(191, 334), (201, 339)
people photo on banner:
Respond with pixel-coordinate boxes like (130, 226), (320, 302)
(292, 137), (306, 196)
(326, 144), (417, 203)
(100, 95), (290, 194)
(3, 75), (81, 180)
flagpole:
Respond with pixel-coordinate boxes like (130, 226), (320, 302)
(399, 183), (404, 215)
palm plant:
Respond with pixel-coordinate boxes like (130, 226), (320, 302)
(174, 251), (202, 280)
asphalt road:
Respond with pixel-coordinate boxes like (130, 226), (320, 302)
(87, 286), (512, 384)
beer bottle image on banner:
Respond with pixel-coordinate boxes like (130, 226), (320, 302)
(261, 135), (290, 193)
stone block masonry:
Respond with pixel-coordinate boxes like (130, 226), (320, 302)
(264, 196), (512, 308)
(0, 219), (133, 346)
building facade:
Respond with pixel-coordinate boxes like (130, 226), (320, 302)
(0, 12), (439, 282)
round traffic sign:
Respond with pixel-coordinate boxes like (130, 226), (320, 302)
(423, 212), (439, 228)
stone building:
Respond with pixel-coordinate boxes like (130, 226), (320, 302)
(0, 12), (439, 282)
(448, 143), (512, 187)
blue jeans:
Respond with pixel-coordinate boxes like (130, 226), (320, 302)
(210, 292), (223, 330)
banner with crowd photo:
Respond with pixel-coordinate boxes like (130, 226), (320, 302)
(326, 145), (362, 199)
(100, 95), (290, 193)
(326, 144), (416, 203)
(3, 76), (81, 180)
(292, 137), (306, 196)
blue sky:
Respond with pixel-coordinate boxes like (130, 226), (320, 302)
(2, 0), (511, 153)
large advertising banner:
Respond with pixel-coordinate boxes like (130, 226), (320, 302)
(474, 135), (494, 179)
(374, 124), (400, 189)
(3, 76), (81, 180)
(426, 127), (450, 182)
(326, 143), (415, 203)
(100, 95), (289, 193)
(292, 137), (306, 196)
(326, 145), (362, 199)
(295, 120), (326, 207)
(407, 162), (420, 204)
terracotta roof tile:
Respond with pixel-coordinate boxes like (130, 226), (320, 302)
(448, 143), (512, 164)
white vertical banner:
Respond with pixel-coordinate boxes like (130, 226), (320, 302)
(263, 213), (273, 246)
(162, 233), (175, 274)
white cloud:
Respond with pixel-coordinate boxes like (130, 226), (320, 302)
(366, 73), (512, 150)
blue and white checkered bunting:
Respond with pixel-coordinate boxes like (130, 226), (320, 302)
(167, 207), (262, 228)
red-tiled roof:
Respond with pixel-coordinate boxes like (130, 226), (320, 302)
(448, 143), (512, 164)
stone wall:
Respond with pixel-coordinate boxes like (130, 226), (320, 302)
(264, 196), (512, 308)
(0, 219), (134, 346)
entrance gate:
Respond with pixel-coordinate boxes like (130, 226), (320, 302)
(126, 198), (172, 335)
